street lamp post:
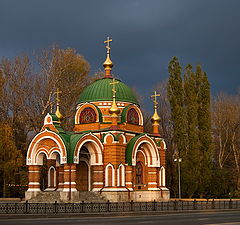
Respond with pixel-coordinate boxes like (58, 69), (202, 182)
(174, 157), (182, 199)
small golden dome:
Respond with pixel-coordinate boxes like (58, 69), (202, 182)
(103, 55), (113, 68)
(109, 99), (120, 116)
(151, 110), (160, 124)
(55, 106), (63, 121)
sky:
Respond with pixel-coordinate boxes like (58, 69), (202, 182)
(0, 0), (240, 109)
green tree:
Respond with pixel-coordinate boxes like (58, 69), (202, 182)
(167, 56), (187, 197)
(182, 64), (199, 197)
(195, 65), (213, 197)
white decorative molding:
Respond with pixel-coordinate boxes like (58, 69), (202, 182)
(105, 163), (115, 187)
(117, 164), (125, 187)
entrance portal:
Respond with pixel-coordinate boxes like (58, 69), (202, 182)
(77, 161), (89, 191)
(76, 146), (90, 191)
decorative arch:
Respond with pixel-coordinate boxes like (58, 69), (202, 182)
(121, 105), (143, 126)
(103, 133), (116, 144)
(105, 163), (115, 187)
(159, 166), (166, 186)
(48, 166), (56, 188)
(27, 129), (67, 165)
(126, 134), (160, 167)
(75, 103), (102, 124)
(74, 133), (103, 165)
(117, 163), (125, 187)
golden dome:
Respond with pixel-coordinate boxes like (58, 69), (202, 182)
(55, 106), (63, 121)
(109, 99), (120, 116)
(151, 110), (160, 124)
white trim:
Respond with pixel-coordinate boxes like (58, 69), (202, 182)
(132, 136), (160, 167)
(117, 164), (125, 187)
(75, 102), (100, 124)
(105, 163), (115, 187)
(116, 134), (127, 144)
(74, 134), (103, 165)
(63, 182), (76, 185)
(27, 129), (67, 165)
(28, 182), (40, 185)
(93, 171), (103, 173)
(103, 133), (116, 144)
(160, 167), (166, 186)
(160, 187), (169, 191)
(126, 171), (132, 173)
(148, 172), (157, 174)
(93, 182), (103, 185)
(148, 182), (157, 185)
(126, 182), (132, 185)
(27, 188), (41, 191)
(137, 149), (147, 166)
(48, 166), (56, 188)
(148, 188), (160, 190)
(126, 105), (144, 126)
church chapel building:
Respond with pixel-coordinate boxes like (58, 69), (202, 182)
(25, 38), (170, 202)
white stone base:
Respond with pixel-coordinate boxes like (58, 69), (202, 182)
(101, 189), (170, 202)
(25, 190), (41, 200)
(59, 191), (80, 202)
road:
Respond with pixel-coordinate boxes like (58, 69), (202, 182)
(0, 211), (240, 225)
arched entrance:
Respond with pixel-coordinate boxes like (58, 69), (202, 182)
(76, 146), (90, 191)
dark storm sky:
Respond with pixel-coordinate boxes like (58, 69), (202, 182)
(0, 0), (240, 109)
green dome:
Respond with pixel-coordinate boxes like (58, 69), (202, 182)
(78, 78), (138, 105)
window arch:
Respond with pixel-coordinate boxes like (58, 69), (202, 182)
(136, 162), (144, 185)
(48, 166), (56, 188)
(127, 108), (139, 125)
(105, 164), (115, 187)
(117, 164), (125, 187)
(80, 107), (97, 124)
(159, 167), (166, 186)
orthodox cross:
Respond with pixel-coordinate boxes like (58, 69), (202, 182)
(55, 88), (62, 106)
(104, 37), (112, 54)
(151, 91), (160, 108)
(110, 78), (119, 99)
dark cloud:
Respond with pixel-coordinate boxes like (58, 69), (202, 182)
(0, 0), (240, 109)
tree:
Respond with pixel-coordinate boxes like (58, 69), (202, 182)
(0, 45), (92, 197)
(167, 57), (187, 197)
(182, 64), (199, 197)
(212, 93), (240, 195)
(195, 65), (213, 197)
(0, 122), (23, 197)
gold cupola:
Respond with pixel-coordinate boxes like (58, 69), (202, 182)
(55, 88), (63, 122)
(151, 91), (161, 135)
(109, 78), (120, 116)
(109, 78), (120, 126)
(103, 37), (113, 78)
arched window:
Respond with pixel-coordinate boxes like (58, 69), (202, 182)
(117, 164), (125, 187)
(105, 164), (115, 187)
(48, 166), (56, 188)
(127, 108), (139, 125)
(159, 167), (166, 186)
(136, 162), (143, 185)
(80, 107), (97, 124)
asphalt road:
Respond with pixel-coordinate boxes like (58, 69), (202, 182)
(0, 211), (240, 225)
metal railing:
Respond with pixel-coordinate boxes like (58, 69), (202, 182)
(0, 199), (239, 214)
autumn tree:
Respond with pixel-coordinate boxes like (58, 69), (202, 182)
(0, 122), (23, 197)
(0, 45), (92, 197)
(212, 93), (240, 196)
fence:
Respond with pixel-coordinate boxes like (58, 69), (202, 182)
(0, 200), (239, 214)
